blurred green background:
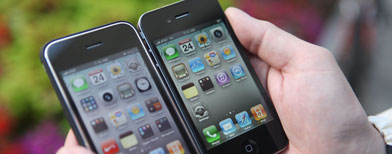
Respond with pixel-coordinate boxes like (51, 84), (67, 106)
(2, 0), (391, 153)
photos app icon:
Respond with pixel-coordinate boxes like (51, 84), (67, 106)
(107, 62), (124, 79)
(195, 32), (211, 48)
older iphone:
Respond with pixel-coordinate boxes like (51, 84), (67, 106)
(40, 22), (197, 154)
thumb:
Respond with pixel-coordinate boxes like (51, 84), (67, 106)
(225, 7), (324, 72)
(57, 146), (95, 154)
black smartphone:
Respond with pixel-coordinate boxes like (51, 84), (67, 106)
(139, 0), (288, 153)
(40, 22), (198, 154)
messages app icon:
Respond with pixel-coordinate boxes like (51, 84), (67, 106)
(162, 44), (179, 60)
(203, 125), (220, 143)
(71, 76), (88, 92)
(188, 57), (205, 73)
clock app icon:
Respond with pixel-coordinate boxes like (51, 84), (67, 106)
(135, 77), (151, 92)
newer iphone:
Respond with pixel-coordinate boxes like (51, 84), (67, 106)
(40, 22), (198, 154)
(139, 0), (288, 153)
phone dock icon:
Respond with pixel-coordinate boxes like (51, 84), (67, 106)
(202, 125), (220, 143)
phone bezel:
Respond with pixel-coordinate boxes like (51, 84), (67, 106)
(138, 0), (288, 153)
(40, 21), (198, 153)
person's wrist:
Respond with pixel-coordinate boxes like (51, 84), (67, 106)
(368, 125), (387, 154)
(369, 115), (392, 154)
(346, 123), (387, 154)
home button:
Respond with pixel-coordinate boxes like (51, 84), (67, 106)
(242, 139), (259, 154)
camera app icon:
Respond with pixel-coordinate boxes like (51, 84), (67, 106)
(210, 26), (225, 41)
(99, 89), (116, 105)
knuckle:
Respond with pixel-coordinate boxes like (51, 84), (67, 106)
(311, 46), (334, 59)
(319, 47), (336, 60)
(259, 20), (276, 29)
(313, 47), (339, 66)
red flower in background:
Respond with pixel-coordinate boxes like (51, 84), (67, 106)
(0, 107), (12, 138)
(0, 16), (12, 49)
(0, 15), (11, 77)
(1, 142), (24, 154)
(0, 107), (16, 153)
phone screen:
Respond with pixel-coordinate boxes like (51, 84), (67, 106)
(61, 47), (189, 154)
(154, 19), (273, 149)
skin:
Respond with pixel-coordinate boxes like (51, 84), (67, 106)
(56, 7), (386, 154)
(57, 130), (94, 154)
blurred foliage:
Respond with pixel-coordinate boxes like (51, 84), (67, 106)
(0, 0), (234, 138)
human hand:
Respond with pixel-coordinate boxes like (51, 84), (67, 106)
(57, 130), (94, 154)
(225, 7), (386, 154)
